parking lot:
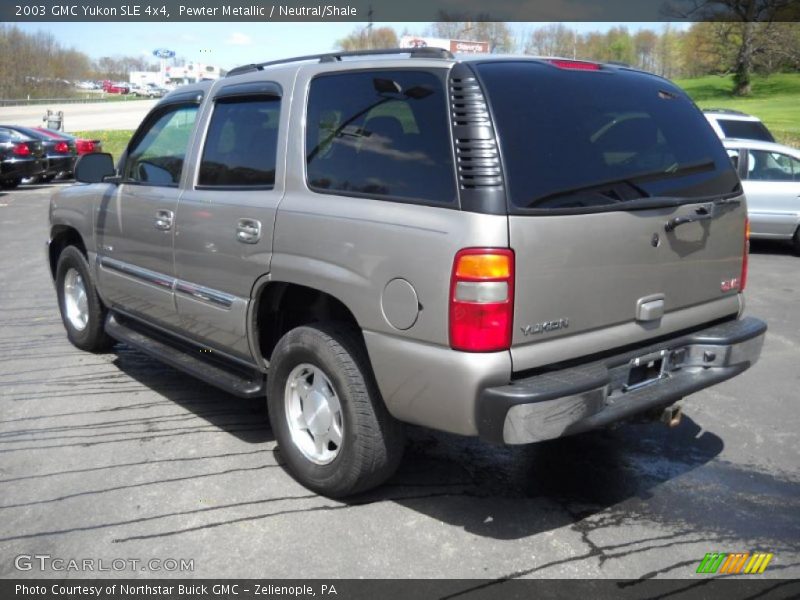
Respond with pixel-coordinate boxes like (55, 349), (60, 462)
(0, 183), (798, 581)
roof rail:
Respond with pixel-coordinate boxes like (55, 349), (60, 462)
(703, 108), (749, 116)
(226, 47), (455, 77)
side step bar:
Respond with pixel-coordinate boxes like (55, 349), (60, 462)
(106, 313), (266, 399)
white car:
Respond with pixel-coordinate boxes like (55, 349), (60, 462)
(706, 110), (775, 143)
(131, 83), (165, 98)
(723, 139), (800, 253)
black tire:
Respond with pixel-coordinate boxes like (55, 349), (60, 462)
(267, 322), (405, 497)
(55, 246), (114, 352)
(792, 227), (800, 257)
(1, 178), (20, 189)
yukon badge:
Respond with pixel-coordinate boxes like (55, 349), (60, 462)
(521, 318), (569, 336)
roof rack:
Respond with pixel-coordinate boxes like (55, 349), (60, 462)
(226, 47), (455, 77)
(702, 108), (749, 116)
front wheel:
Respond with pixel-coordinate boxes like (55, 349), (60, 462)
(55, 246), (114, 352)
(267, 323), (405, 497)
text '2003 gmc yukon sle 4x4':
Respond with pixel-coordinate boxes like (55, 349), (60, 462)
(49, 49), (767, 497)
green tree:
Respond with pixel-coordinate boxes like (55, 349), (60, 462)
(663, 0), (799, 95)
(336, 26), (398, 51)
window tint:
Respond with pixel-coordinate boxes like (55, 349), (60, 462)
(746, 150), (800, 181)
(124, 105), (198, 185)
(198, 97), (280, 188)
(718, 119), (775, 143)
(306, 70), (456, 205)
(475, 62), (741, 212)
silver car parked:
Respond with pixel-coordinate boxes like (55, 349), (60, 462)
(724, 139), (800, 254)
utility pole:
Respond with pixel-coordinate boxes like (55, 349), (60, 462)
(366, 5), (374, 49)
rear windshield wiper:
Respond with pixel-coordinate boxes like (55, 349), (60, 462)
(527, 159), (716, 209)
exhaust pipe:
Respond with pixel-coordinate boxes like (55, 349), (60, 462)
(661, 404), (682, 428)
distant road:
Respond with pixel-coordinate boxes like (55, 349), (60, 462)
(0, 99), (157, 131)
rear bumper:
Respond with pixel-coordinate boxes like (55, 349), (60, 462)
(477, 316), (767, 444)
(45, 155), (75, 175)
(1, 158), (45, 180)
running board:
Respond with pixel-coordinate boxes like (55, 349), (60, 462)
(105, 313), (266, 398)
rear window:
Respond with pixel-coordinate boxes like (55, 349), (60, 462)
(717, 119), (775, 143)
(305, 70), (456, 206)
(474, 61), (741, 212)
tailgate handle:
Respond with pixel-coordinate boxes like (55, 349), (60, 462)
(636, 294), (665, 322)
(664, 203), (714, 232)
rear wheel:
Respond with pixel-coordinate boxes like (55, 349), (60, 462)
(267, 323), (405, 497)
(792, 227), (800, 256)
(1, 178), (20, 189)
(55, 246), (114, 352)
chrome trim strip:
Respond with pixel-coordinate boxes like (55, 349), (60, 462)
(99, 256), (174, 289)
(100, 256), (236, 309)
(174, 280), (235, 309)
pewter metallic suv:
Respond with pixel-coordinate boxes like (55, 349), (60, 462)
(48, 49), (767, 496)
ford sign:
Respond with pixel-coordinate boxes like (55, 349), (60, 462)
(153, 48), (176, 59)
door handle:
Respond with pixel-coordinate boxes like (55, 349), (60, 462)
(236, 218), (262, 244)
(154, 209), (174, 231)
(664, 203), (714, 232)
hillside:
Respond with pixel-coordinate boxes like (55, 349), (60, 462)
(675, 73), (800, 147)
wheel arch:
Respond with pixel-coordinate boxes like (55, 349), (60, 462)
(48, 225), (87, 280)
(250, 280), (363, 366)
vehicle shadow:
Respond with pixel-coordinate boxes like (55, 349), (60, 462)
(103, 348), (800, 551)
(109, 340), (725, 540)
(352, 416), (725, 541)
(110, 343), (273, 445)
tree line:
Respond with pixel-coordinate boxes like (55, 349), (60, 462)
(0, 24), (163, 99)
(1, 19), (798, 100)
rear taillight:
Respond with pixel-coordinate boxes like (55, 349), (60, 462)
(547, 59), (601, 71)
(13, 143), (30, 157)
(741, 217), (750, 292)
(54, 141), (69, 153)
(449, 248), (514, 352)
(76, 140), (95, 154)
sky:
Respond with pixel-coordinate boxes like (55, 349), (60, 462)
(14, 22), (689, 71)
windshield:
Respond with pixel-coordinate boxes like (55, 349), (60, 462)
(474, 61), (741, 212)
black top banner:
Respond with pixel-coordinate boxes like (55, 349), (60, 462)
(3, 0), (799, 22)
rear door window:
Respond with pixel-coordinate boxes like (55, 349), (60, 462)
(746, 150), (800, 181)
(198, 97), (280, 188)
(474, 61), (741, 213)
(305, 70), (456, 205)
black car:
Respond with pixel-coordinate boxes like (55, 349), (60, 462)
(0, 125), (77, 182)
(0, 128), (46, 188)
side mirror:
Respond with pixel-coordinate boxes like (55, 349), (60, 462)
(74, 152), (117, 184)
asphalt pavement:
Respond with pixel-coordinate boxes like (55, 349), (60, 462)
(0, 183), (798, 582)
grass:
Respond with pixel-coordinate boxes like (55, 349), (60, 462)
(71, 129), (133, 162)
(675, 73), (800, 147)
